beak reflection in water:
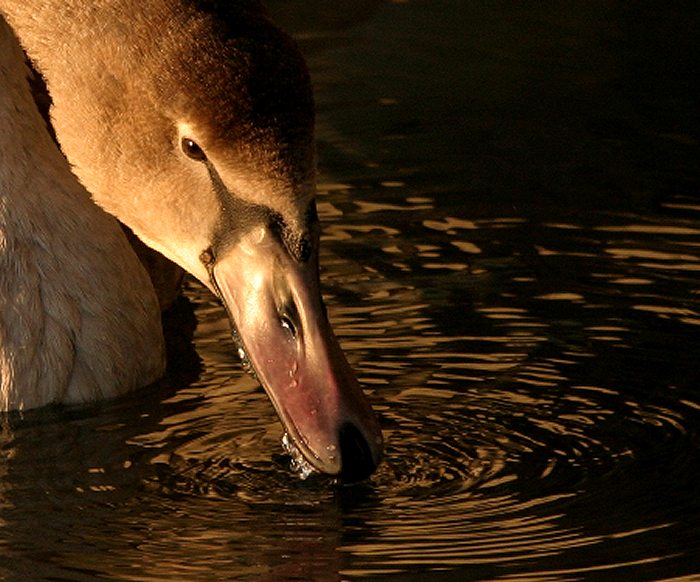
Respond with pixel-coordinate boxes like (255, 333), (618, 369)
(204, 222), (383, 482)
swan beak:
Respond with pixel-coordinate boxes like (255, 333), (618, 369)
(209, 226), (383, 481)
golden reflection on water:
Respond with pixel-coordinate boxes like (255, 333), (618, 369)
(302, 196), (700, 577)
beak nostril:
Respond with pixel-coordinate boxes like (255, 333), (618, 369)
(280, 315), (297, 338)
(338, 422), (377, 483)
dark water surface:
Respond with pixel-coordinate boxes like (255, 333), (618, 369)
(2, 1), (700, 580)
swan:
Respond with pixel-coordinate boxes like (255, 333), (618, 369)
(0, 1), (382, 481)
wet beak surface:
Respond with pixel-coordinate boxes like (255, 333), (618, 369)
(211, 225), (383, 481)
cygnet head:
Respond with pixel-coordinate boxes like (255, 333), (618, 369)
(8, 1), (382, 481)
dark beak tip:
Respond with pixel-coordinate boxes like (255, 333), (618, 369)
(337, 422), (381, 483)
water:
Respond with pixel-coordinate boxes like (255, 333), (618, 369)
(2, 1), (700, 579)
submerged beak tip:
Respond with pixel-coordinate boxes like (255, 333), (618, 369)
(284, 417), (383, 482)
(337, 421), (382, 483)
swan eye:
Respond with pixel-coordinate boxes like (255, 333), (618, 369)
(181, 137), (207, 161)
